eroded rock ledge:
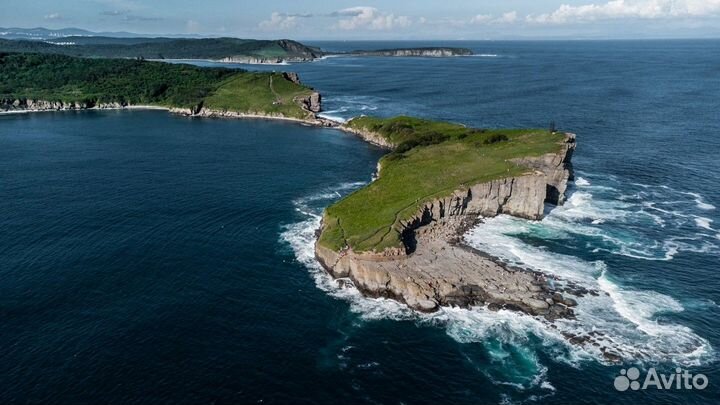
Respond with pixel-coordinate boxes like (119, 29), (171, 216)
(316, 133), (579, 317)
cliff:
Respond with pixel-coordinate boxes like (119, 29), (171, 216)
(315, 131), (578, 316)
(0, 98), (129, 112)
(218, 56), (315, 64)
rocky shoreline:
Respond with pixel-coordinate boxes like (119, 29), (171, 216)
(0, 72), (340, 128)
(315, 132), (580, 319)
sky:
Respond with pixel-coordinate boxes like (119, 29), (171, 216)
(3, 0), (720, 39)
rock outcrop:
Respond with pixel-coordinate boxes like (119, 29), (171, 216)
(316, 133), (578, 317)
(0, 98), (127, 112)
(218, 56), (316, 64)
(282, 72), (302, 85)
(339, 122), (396, 149)
(302, 92), (322, 113)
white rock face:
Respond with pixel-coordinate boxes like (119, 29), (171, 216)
(0, 98), (128, 112)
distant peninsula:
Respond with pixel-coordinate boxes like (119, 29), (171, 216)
(0, 36), (474, 64)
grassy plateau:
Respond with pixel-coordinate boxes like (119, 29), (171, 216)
(320, 116), (567, 253)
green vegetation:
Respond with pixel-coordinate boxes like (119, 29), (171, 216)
(320, 116), (566, 252)
(0, 38), (323, 61)
(0, 52), (314, 117)
(205, 72), (314, 119)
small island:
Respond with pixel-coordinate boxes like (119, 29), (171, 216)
(317, 117), (579, 317)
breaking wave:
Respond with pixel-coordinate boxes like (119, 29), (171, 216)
(318, 95), (383, 122)
(464, 173), (716, 366)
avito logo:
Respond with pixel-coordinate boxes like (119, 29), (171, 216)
(614, 367), (708, 391)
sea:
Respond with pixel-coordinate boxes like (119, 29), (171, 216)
(1, 40), (718, 404)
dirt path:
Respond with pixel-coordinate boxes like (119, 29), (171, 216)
(269, 75), (282, 104)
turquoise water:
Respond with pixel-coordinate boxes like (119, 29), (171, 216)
(1, 40), (719, 404)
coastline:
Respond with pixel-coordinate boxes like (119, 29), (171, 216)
(0, 105), (171, 116)
(0, 103), (349, 128)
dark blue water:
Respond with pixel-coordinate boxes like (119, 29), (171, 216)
(2, 41), (719, 404)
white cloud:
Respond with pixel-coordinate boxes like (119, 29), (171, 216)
(333, 7), (412, 30)
(44, 13), (63, 21)
(259, 12), (299, 31)
(470, 14), (493, 24)
(470, 11), (518, 25)
(528, 0), (720, 24)
(497, 11), (518, 23)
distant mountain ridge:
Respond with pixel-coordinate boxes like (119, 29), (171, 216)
(0, 27), (149, 40)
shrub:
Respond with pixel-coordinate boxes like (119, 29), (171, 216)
(484, 133), (509, 145)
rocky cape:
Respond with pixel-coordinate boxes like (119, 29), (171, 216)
(0, 72), (330, 127)
(315, 131), (581, 318)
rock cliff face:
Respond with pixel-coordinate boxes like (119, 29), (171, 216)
(302, 92), (322, 113)
(339, 123), (396, 149)
(0, 98), (127, 112)
(350, 48), (473, 57)
(218, 56), (315, 64)
(315, 133), (578, 316)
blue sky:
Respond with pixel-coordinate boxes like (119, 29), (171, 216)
(4, 0), (720, 39)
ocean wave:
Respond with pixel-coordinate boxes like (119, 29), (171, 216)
(465, 219), (713, 366)
(684, 192), (716, 210)
(317, 112), (348, 123)
(463, 173), (717, 365)
(574, 177), (591, 187)
(545, 175), (719, 261)
(320, 95), (383, 121)
(694, 216), (714, 231)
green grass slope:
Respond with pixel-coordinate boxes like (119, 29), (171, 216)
(320, 116), (567, 252)
(205, 72), (314, 119)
